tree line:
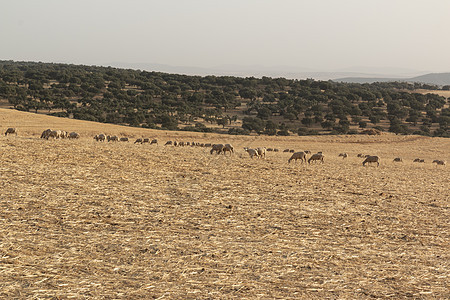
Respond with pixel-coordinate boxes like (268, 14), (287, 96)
(0, 60), (448, 137)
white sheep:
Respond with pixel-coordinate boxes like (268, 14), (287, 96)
(257, 147), (266, 159)
(244, 148), (260, 159)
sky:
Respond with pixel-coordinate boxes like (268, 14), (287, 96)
(2, 0), (450, 75)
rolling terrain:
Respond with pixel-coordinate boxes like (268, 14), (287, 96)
(0, 109), (449, 298)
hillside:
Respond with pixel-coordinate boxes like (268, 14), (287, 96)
(0, 109), (449, 298)
(336, 72), (450, 86)
(0, 60), (449, 138)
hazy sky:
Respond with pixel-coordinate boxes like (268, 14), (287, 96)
(2, 0), (450, 74)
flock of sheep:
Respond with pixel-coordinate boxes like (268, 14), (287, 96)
(3, 127), (447, 167)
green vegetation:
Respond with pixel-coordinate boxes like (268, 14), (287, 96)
(0, 60), (448, 137)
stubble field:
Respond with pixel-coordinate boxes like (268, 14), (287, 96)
(0, 109), (449, 299)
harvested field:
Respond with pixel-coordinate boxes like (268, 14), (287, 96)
(0, 109), (449, 299)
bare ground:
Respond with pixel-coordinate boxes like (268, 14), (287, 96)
(0, 109), (449, 299)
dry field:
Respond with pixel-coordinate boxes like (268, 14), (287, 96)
(0, 108), (449, 299)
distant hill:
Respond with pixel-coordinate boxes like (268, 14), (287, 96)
(335, 72), (450, 86)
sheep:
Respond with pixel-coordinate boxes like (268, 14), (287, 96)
(173, 141), (178, 146)
(165, 141), (173, 146)
(289, 149), (295, 153)
(97, 134), (106, 142)
(94, 134), (106, 141)
(48, 130), (63, 139)
(432, 159), (446, 166)
(119, 137), (129, 142)
(142, 138), (150, 144)
(68, 132), (80, 139)
(151, 139), (158, 145)
(283, 149), (290, 153)
(210, 144), (224, 154)
(60, 131), (68, 139)
(338, 153), (348, 159)
(223, 144), (234, 156)
(108, 135), (119, 142)
(267, 148), (273, 152)
(288, 151), (307, 164)
(41, 129), (52, 139)
(244, 147), (260, 159)
(357, 153), (365, 158)
(257, 147), (266, 159)
(362, 155), (380, 167)
(308, 153), (324, 164)
(4, 128), (17, 136)
(134, 138), (143, 144)
(273, 148), (279, 152)
(304, 150), (311, 154)
(204, 143), (212, 147)
(393, 157), (403, 162)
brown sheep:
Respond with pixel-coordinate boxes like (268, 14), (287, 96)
(288, 152), (307, 164)
(5, 128), (17, 136)
(363, 155), (380, 167)
(308, 153), (324, 164)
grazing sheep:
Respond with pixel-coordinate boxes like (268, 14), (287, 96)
(223, 144), (234, 156)
(289, 149), (295, 153)
(413, 158), (420, 162)
(338, 153), (348, 159)
(393, 157), (403, 162)
(432, 159), (446, 166)
(68, 132), (80, 139)
(4, 128), (17, 136)
(357, 153), (365, 158)
(210, 144), (224, 154)
(173, 141), (178, 146)
(204, 143), (212, 147)
(48, 130), (64, 139)
(151, 139), (158, 145)
(94, 134), (106, 142)
(304, 150), (311, 154)
(283, 149), (290, 153)
(288, 151), (307, 164)
(267, 148), (273, 152)
(108, 135), (119, 142)
(257, 147), (266, 159)
(119, 137), (129, 142)
(142, 138), (150, 143)
(244, 148), (260, 159)
(134, 138), (143, 144)
(308, 153), (324, 164)
(273, 148), (279, 152)
(40, 129), (52, 139)
(165, 141), (173, 146)
(363, 155), (380, 167)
